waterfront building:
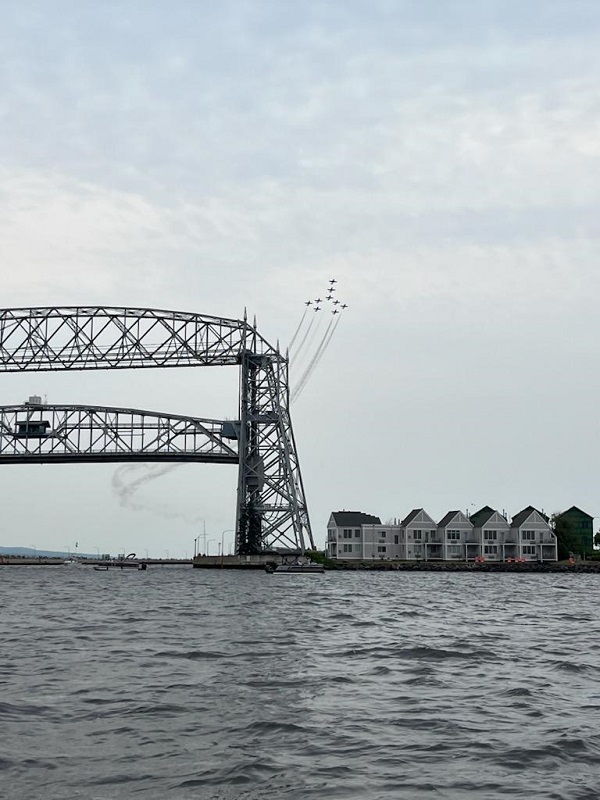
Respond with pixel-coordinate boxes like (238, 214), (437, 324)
(468, 506), (510, 561)
(359, 523), (404, 560)
(555, 506), (594, 555)
(326, 505), (559, 562)
(326, 511), (381, 560)
(509, 506), (557, 562)
(400, 509), (443, 560)
(437, 510), (473, 560)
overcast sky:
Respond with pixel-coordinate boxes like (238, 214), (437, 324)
(1, 0), (599, 556)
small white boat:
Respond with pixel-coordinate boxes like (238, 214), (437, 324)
(265, 557), (324, 574)
(273, 563), (324, 574)
(63, 558), (82, 566)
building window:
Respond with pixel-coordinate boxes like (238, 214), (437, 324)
(354, 544), (361, 552)
(413, 530), (422, 540)
(343, 543), (353, 553)
(343, 529), (352, 539)
(379, 531), (387, 538)
(522, 545), (536, 555)
(354, 530), (361, 538)
(377, 546), (386, 553)
(484, 545), (498, 555)
(394, 535), (399, 544)
(522, 530), (535, 541)
(447, 530), (461, 541)
(355, 529), (361, 536)
(484, 530), (498, 540)
(447, 545), (462, 555)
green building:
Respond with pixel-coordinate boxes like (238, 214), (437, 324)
(555, 506), (594, 555)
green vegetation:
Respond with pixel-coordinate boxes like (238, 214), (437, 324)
(305, 549), (335, 568)
(551, 513), (588, 560)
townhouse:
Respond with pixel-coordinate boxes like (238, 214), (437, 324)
(326, 505), (559, 562)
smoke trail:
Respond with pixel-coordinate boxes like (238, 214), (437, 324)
(291, 317), (334, 401)
(292, 313), (327, 379)
(111, 463), (206, 523)
(291, 312), (316, 363)
(288, 307), (308, 353)
(293, 315), (342, 402)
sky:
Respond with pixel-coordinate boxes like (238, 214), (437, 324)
(1, 0), (599, 556)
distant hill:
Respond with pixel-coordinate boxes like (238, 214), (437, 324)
(0, 546), (99, 558)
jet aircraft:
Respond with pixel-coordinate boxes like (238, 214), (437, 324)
(341, 304), (348, 309)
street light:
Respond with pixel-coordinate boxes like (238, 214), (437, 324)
(221, 529), (234, 559)
(194, 520), (207, 557)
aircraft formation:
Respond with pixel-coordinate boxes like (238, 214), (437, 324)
(288, 278), (348, 403)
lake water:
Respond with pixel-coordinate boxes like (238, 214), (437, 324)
(2, 567), (599, 799)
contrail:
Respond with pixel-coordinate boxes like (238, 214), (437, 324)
(112, 463), (205, 523)
(292, 314), (342, 402)
(291, 316), (334, 401)
(288, 307), (308, 353)
(291, 312), (321, 366)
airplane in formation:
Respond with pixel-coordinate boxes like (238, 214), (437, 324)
(341, 304), (348, 309)
(329, 278), (337, 284)
(314, 305), (321, 311)
(305, 300), (312, 306)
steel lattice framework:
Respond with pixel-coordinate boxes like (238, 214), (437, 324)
(0, 307), (314, 553)
(0, 404), (238, 464)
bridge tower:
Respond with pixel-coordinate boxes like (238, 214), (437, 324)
(0, 306), (314, 553)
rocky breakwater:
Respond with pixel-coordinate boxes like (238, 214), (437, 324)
(330, 560), (600, 573)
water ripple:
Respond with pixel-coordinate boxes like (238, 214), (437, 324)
(2, 568), (600, 799)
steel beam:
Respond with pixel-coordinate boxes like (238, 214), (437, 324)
(0, 307), (314, 553)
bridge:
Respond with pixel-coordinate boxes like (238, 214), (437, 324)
(0, 306), (314, 553)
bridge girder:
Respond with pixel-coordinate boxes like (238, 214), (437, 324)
(0, 404), (238, 465)
(0, 307), (314, 554)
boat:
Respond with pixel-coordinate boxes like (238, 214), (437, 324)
(272, 563), (325, 574)
(63, 558), (82, 566)
(265, 555), (325, 574)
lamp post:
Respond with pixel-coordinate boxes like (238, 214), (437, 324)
(220, 529), (234, 563)
(195, 519), (207, 557)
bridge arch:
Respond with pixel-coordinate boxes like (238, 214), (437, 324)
(0, 307), (313, 553)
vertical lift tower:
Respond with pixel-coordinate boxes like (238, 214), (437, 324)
(0, 306), (314, 554)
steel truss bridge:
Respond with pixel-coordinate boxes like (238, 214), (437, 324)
(0, 306), (314, 553)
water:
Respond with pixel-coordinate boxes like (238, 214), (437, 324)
(2, 567), (600, 800)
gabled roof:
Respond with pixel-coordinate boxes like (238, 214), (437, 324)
(438, 511), (460, 528)
(510, 506), (549, 528)
(400, 508), (422, 526)
(469, 505), (498, 527)
(400, 508), (437, 527)
(557, 506), (593, 521)
(330, 511), (381, 526)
